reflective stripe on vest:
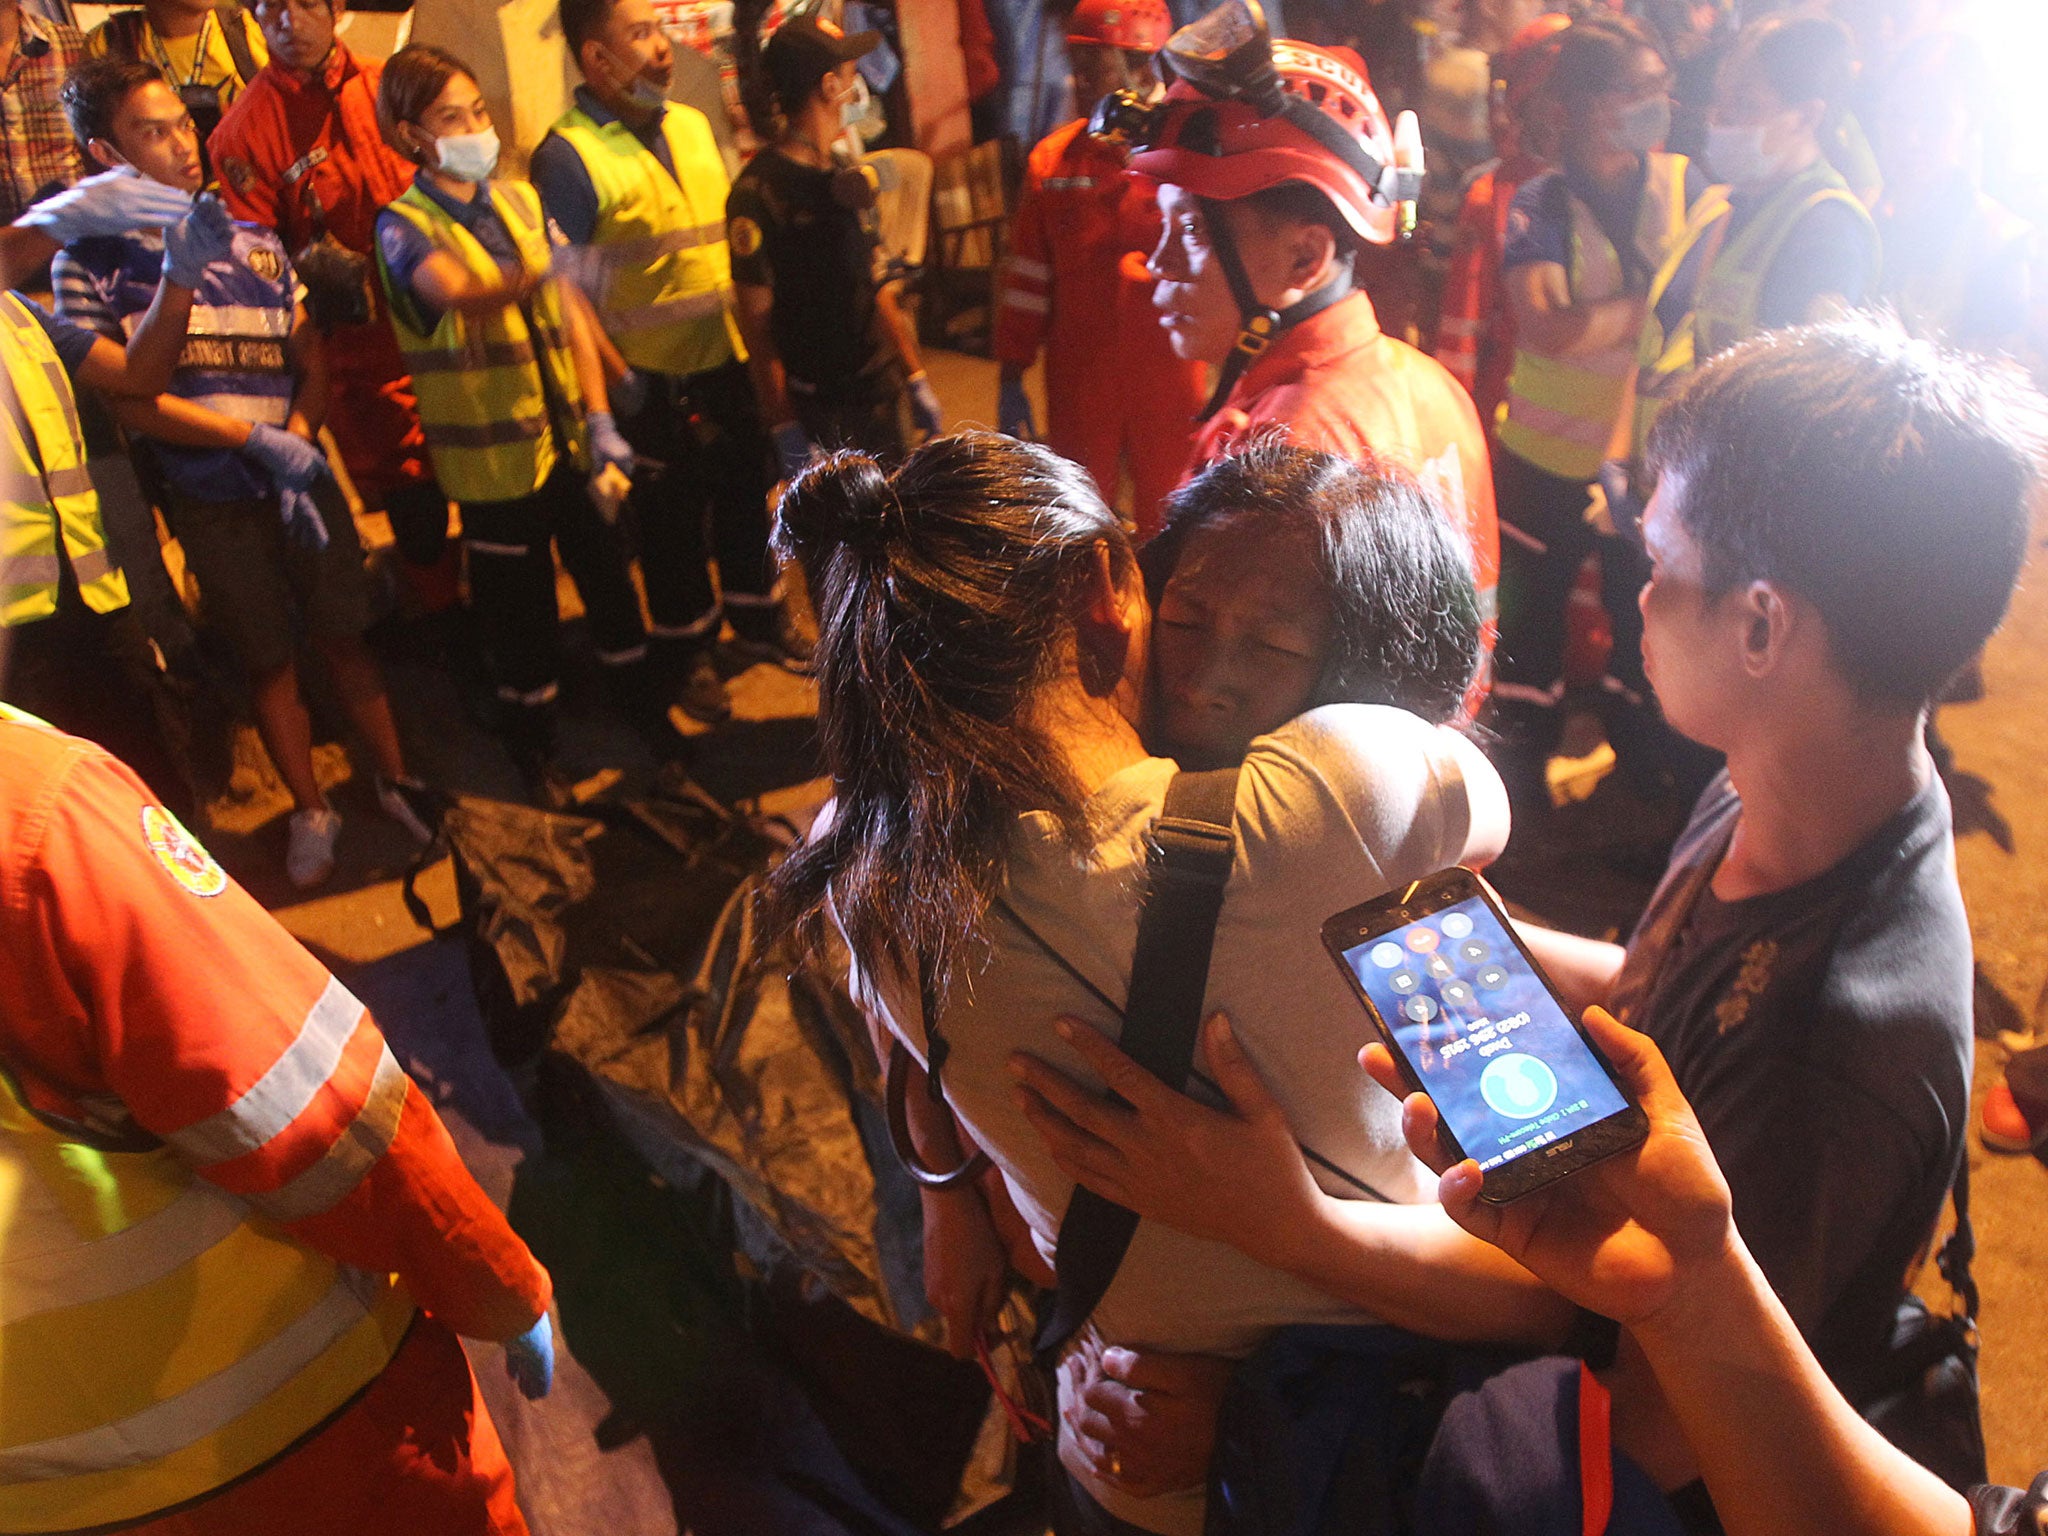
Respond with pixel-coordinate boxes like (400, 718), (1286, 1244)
(377, 179), (584, 504)
(0, 1065), (413, 1533)
(0, 294), (128, 627)
(1632, 160), (1875, 461)
(551, 104), (744, 378)
(1497, 154), (1689, 483)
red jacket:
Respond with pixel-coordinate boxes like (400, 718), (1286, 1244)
(210, 44), (431, 502)
(211, 42), (412, 259)
(1189, 289), (1500, 651)
(996, 119), (1205, 535)
(1435, 153), (1543, 435)
(0, 716), (549, 1344)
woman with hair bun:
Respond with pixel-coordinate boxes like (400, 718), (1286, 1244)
(768, 432), (1567, 1536)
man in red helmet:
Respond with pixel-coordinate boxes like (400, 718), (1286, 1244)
(993, 0), (1204, 536)
(1129, 8), (1500, 651)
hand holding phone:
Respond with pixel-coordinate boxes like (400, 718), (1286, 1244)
(1322, 869), (1648, 1204)
(1362, 1007), (1737, 1330)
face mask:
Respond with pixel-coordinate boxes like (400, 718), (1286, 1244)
(839, 72), (870, 129)
(1611, 95), (1671, 156)
(605, 46), (666, 112)
(1705, 120), (1778, 186)
(434, 127), (501, 182)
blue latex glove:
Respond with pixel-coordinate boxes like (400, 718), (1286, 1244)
(277, 486), (330, 551)
(161, 193), (234, 288)
(504, 1313), (555, 1400)
(17, 166), (193, 245)
(772, 420), (813, 481)
(997, 376), (1036, 441)
(242, 422), (329, 492)
(608, 367), (649, 419)
(907, 372), (943, 438)
(586, 409), (634, 479)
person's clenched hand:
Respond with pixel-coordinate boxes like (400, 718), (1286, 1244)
(1063, 1343), (1235, 1499)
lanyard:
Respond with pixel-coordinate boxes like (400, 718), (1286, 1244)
(150, 10), (215, 90)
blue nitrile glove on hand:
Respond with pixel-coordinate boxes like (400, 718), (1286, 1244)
(504, 1313), (555, 1399)
(772, 420), (813, 481)
(907, 371), (943, 438)
(161, 193), (234, 288)
(997, 376), (1036, 441)
(607, 367), (648, 420)
(587, 409), (634, 480)
(242, 422), (329, 493)
(277, 486), (330, 551)
(16, 166), (194, 245)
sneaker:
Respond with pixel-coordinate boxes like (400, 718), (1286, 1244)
(376, 775), (442, 845)
(1980, 1073), (2048, 1153)
(673, 648), (732, 726)
(286, 805), (341, 890)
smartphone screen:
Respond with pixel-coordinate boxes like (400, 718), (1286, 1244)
(1336, 893), (1630, 1175)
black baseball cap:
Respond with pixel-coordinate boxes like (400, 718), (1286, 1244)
(763, 14), (880, 110)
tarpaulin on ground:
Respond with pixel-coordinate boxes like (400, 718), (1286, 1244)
(407, 777), (1031, 1527)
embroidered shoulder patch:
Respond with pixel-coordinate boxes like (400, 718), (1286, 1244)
(729, 215), (763, 258)
(141, 805), (227, 897)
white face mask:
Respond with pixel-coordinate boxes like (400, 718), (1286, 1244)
(839, 72), (870, 128)
(1706, 119), (1779, 187)
(605, 45), (666, 111)
(434, 127), (501, 182)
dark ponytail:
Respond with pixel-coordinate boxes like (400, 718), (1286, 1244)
(765, 432), (1135, 999)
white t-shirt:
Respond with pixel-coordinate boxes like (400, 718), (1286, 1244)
(848, 704), (1510, 1535)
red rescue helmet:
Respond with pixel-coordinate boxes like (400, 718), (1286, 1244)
(1130, 39), (1400, 245)
(1497, 11), (1570, 110)
(1067, 0), (1172, 53)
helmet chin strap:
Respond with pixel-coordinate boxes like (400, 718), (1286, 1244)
(1195, 199), (1354, 421)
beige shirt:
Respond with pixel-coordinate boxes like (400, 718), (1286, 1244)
(849, 704), (1511, 1534)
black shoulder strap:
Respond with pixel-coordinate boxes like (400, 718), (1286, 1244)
(104, 9), (147, 60)
(1034, 764), (1242, 1365)
(215, 3), (260, 85)
(1938, 1154), (1979, 1323)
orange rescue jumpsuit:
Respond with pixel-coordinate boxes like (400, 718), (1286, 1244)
(211, 43), (428, 512)
(1188, 288), (1500, 664)
(995, 119), (1206, 537)
(1434, 152), (1544, 438)
(0, 717), (549, 1534)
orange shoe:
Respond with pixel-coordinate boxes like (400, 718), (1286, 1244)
(1980, 1074), (2048, 1153)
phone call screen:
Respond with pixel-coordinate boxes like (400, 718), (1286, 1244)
(1341, 895), (1628, 1172)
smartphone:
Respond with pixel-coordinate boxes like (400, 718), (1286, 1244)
(1321, 868), (1648, 1203)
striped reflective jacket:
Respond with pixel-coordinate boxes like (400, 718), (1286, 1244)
(0, 709), (553, 1532)
(0, 295), (127, 626)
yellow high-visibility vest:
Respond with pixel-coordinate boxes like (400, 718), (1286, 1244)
(378, 179), (586, 505)
(1496, 153), (1690, 484)
(0, 294), (128, 627)
(0, 1063), (413, 1532)
(1631, 158), (1877, 462)
(550, 101), (745, 379)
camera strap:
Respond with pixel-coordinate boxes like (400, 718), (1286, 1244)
(1035, 762), (1242, 1366)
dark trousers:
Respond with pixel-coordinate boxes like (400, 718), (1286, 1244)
(4, 574), (192, 817)
(791, 364), (910, 461)
(459, 464), (647, 724)
(618, 359), (776, 644)
(1490, 447), (1717, 802)
(1047, 1461), (1163, 1536)
(385, 477), (454, 569)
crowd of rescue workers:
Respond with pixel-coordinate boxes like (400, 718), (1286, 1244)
(4, 0), (2048, 1530)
